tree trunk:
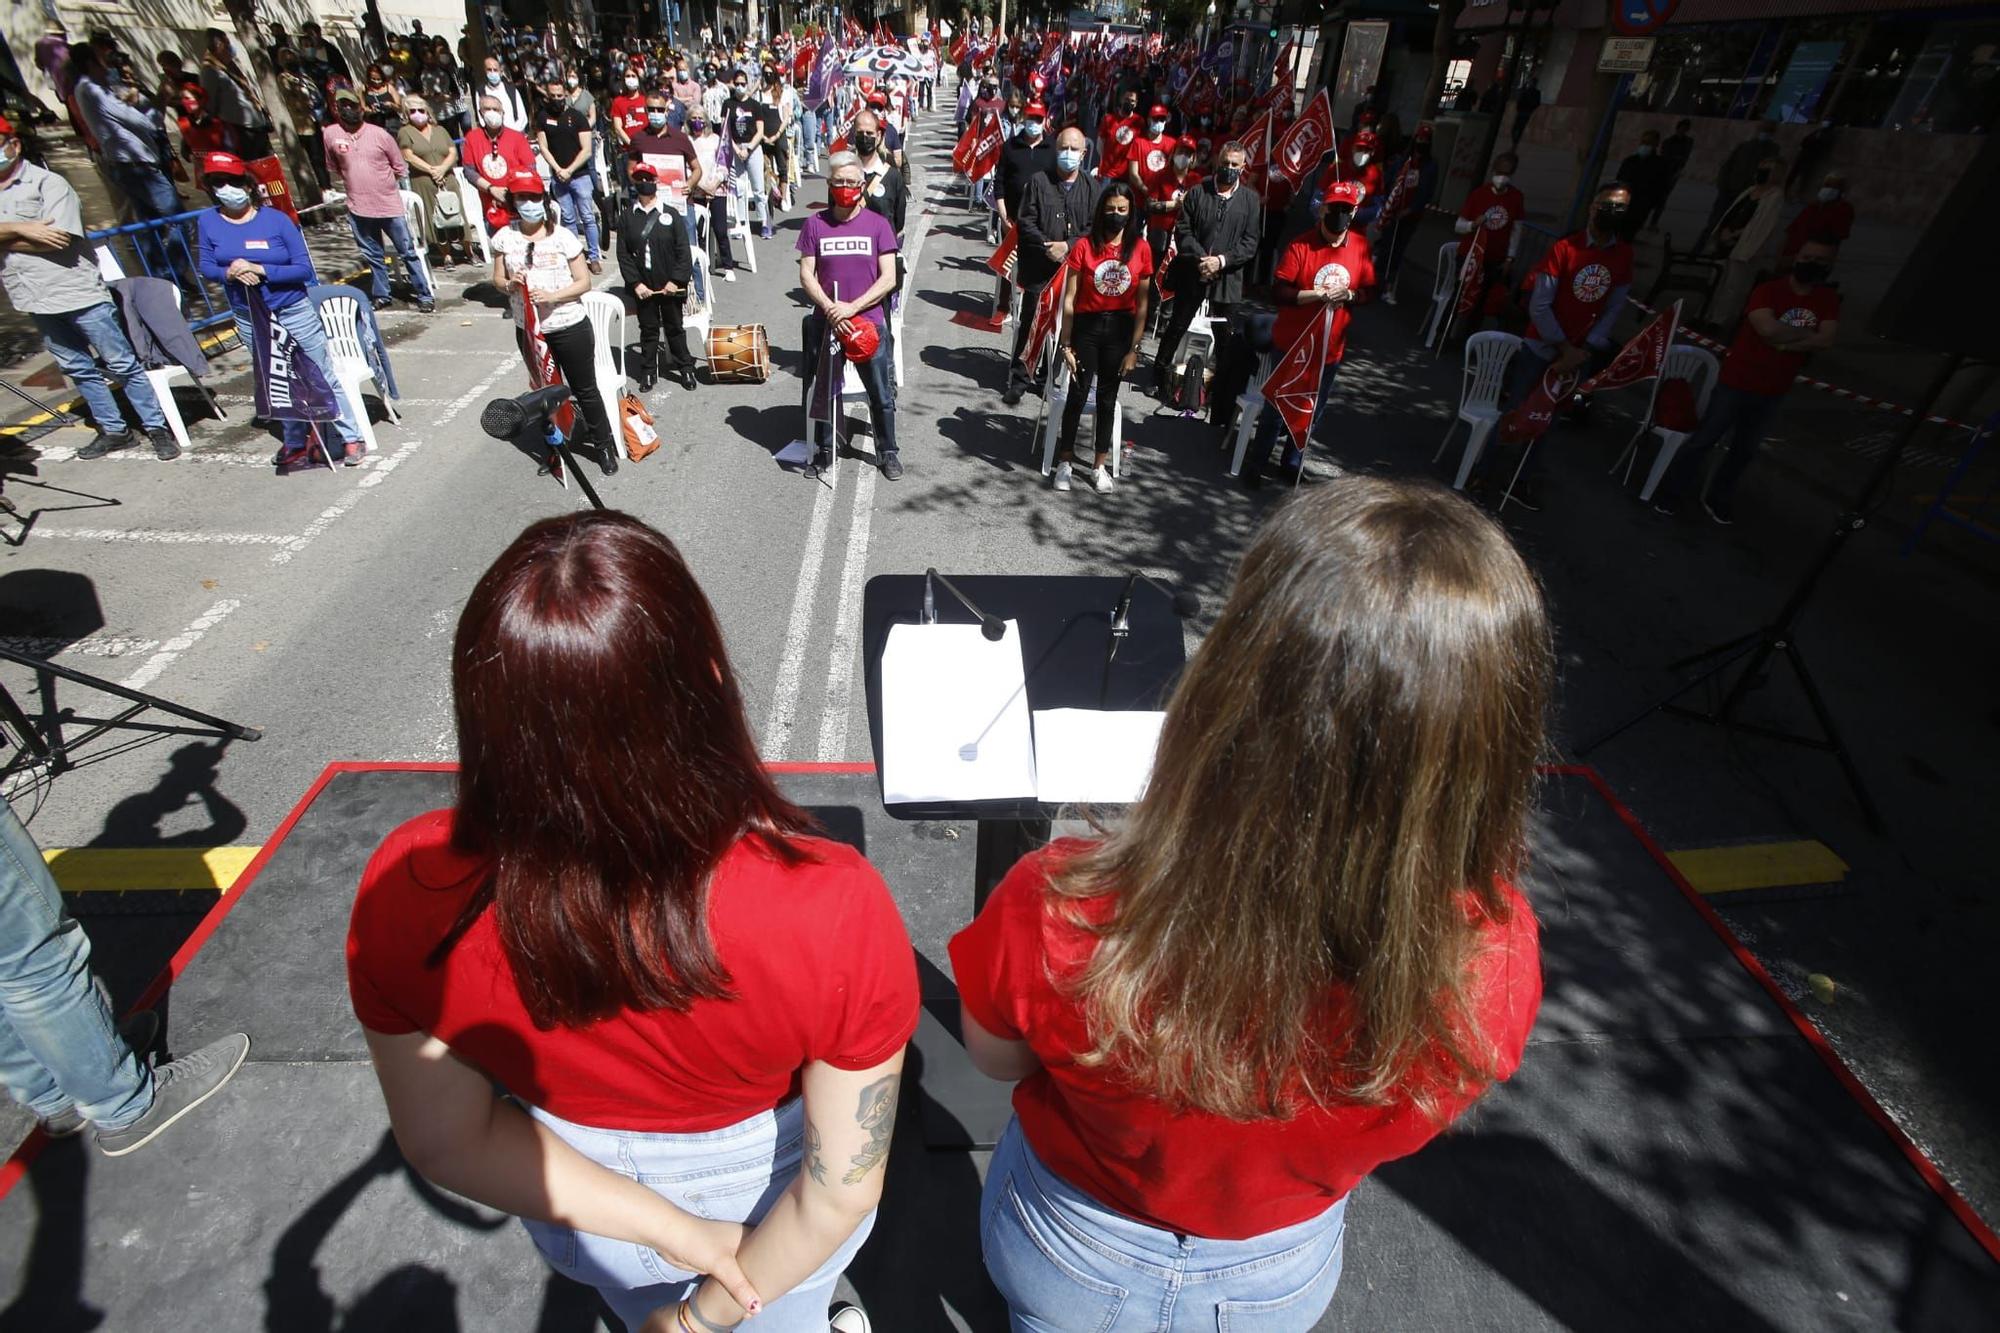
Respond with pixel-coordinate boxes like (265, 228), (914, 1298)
(222, 0), (324, 208)
(1419, 0), (1467, 122)
(462, 0), (489, 72)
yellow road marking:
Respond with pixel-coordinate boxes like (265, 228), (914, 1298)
(43, 846), (261, 892)
(1667, 840), (1849, 895)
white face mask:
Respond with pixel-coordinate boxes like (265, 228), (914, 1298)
(1492, 173), (1511, 190)
(625, 75), (639, 89)
(565, 76), (578, 90)
(485, 70), (502, 85)
(482, 110), (503, 129)
(1353, 152), (1370, 167)
(1817, 186), (1840, 203)
(1148, 120), (1165, 136)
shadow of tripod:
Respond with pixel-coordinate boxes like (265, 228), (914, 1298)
(0, 643), (262, 783)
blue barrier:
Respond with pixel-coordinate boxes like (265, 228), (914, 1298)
(86, 209), (238, 340)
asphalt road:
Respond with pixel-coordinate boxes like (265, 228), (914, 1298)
(5, 109), (2000, 1253)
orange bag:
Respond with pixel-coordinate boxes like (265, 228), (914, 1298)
(620, 393), (660, 462)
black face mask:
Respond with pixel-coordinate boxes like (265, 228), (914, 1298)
(1097, 211), (1129, 240)
(337, 105), (362, 125)
(1592, 204), (1627, 234)
(1791, 260), (1830, 285)
(1214, 165), (1241, 189)
(854, 134), (879, 155)
(635, 179), (658, 198)
(1322, 206), (1354, 236)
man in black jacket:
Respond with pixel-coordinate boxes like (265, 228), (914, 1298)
(994, 101), (1056, 312)
(1156, 140), (1261, 400)
(1004, 125), (1101, 405)
(852, 112), (907, 235)
(616, 162), (697, 392)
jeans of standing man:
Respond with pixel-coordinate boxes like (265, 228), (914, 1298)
(0, 796), (155, 1131)
(980, 1118), (1348, 1332)
(797, 104), (819, 168)
(106, 160), (196, 285)
(801, 309), (896, 457)
(1248, 360), (1341, 478)
(734, 145), (768, 227)
(33, 300), (169, 436)
(520, 1098), (876, 1332)
(1654, 382), (1785, 508)
(231, 300), (368, 454)
(548, 170), (601, 261)
(349, 212), (435, 303)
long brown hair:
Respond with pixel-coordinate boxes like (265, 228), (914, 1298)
(435, 511), (818, 1029)
(1052, 478), (1551, 1121)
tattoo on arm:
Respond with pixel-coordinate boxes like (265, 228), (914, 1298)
(804, 1119), (829, 1186)
(842, 1074), (899, 1186)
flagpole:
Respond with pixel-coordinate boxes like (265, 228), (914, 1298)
(1295, 304), (1336, 488)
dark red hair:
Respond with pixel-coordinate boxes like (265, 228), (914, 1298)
(434, 511), (817, 1028)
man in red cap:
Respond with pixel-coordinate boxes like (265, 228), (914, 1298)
(1241, 178), (1375, 487)
(1096, 87), (1142, 182)
(1346, 131), (1386, 227)
(615, 161), (696, 393)
(1123, 104), (1177, 199)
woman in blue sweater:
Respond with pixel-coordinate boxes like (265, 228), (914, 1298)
(194, 152), (368, 470)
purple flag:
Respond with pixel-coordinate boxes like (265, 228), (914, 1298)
(248, 287), (340, 423)
(807, 35), (840, 110)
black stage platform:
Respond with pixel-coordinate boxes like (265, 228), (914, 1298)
(2, 764), (1996, 1331)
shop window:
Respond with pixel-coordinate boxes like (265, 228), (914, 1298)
(1882, 19), (2000, 133)
(1628, 25), (1772, 119)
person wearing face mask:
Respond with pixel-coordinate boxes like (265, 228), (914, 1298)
(1707, 154), (1787, 327)
(1139, 139), (1200, 328)
(702, 67), (730, 126)
(1470, 182), (1634, 510)
(1123, 103), (1176, 199)
(481, 55), (532, 132)
(362, 63), (403, 136)
(1096, 89), (1142, 182)
(1779, 172), (1853, 268)
(849, 112), (907, 241)
(995, 100), (1056, 311)
(722, 73), (774, 240)
(399, 95), (466, 269)
(536, 77), (602, 272)
(1051, 184), (1152, 494)
(1451, 153), (1525, 335)
(1344, 131), (1386, 229)
(862, 90), (906, 172)
(609, 65), (648, 197)
(1370, 123), (1438, 305)
(1652, 237), (1841, 525)
(1700, 120), (1780, 249)
(325, 89), (436, 313)
(462, 93), (538, 234)
(1005, 126), (1105, 406)
(672, 62), (703, 131)
(564, 70), (595, 121)
(195, 152), (371, 469)
(1241, 180), (1375, 488)
(491, 171), (621, 475)
(684, 112), (738, 277)
(798, 154), (903, 480)
(1001, 93), (1026, 143)
(198, 27), (271, 158)
(1615, 130), (1670, 243)
(1156, 140), (1260, 405)
(616, 163), (696, 393)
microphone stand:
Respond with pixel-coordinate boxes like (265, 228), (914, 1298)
(1101, 572), (1196, 707)
(923, 568), (1005, 640)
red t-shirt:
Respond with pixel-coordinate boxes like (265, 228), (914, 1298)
(1140, 164), (1200, 231)
(1097, 113), (1140, 179)
(1532, 232), (1634, 345)
(1457, 181), (1524, 259)
(1352, 160), (1384, 205)
(1721, 278), (1840, 396)
(346, 810), (920, 1133)
(178, 115), (229, 160)
(1273, 229), (1375, 365)
(948, 842), (1541, 1240)
(610, 92), (650, 141)
(1780, 197), (1854, 257)
(463, 126), (538, 229)
(1064, 233), (1153, 315)
(1124, 133), (1175, 183)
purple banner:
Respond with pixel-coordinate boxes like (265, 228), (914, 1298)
(247, 286), (340, 424)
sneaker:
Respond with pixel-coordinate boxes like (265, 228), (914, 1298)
(416, 299), (436, 314)
(1002, 380), (1024, 407)
(1650, 496), (1680, 517)
(879, 450), (904, 480)
(1382, 288), (1399, 306)
(76, 431), (136, 460)
(760, 224), (774, 240)
(721, 269), (736, 283)
(1702, 495), (1735, 525)
(343, 442), (367, 467)
(587, 259), (603, 276)
(829, 1304), (872, 1333)
(95, 1031), (250, 1158)
(147, 427), (181, 461)
(1053, 460), (1072, 491)
(371, 295), (394, 311)
(1092, 465), (1113, 494)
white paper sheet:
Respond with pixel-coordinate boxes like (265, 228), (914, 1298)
(881, 620), (1038, 804)
(1031, 709), (1167, 804)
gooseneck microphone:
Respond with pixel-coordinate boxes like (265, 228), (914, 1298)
(1110, 572), (1201, 639)
(924, 568), (1006, 641)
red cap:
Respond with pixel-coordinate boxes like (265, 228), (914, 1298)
(1358, 108), (1378, 126)
(836, 315), (880, 362)
(1149, 104), (1168, 119)
(1352, 130), (1379, 150)
(1414, 122), (1435, 142)
(1023, 100), (1047, 119)
(0, 116), (15, 137)
(866, 89), (888, 106)
(507, 169), (547, 196)
(1323, 179), (1366, 208)
(202, 151), (250, 179)
(629, 161), (658, 179)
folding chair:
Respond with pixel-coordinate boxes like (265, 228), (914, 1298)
(141, 286), (226, 457)
(1038, 356), (1124, 480)
(456, 174), (493, 265)
(317, 295), (400, 453)
(1420, 240), (1460, 348)
(398, 189), (435, 296)
(1433, 331), (1520, 490)
(1610, 344), (1721, 502)
(581, 291), (628, 416)
(1228, 352), (1278, 479)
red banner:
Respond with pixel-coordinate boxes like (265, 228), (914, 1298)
(1451, 223), (1489, 327)
(1259, 305), (1335, 453)
(1499, 362), (1581, 445)
(949, 31), (967, 66)
(953, 109), (1003, 181)
(1270, 90), (1333, 190)
(520, 278), (576, 438)
(987, 224), (1017, 279)
(1023, 277), (1064, 376)
(1581, 303), (1679, 393)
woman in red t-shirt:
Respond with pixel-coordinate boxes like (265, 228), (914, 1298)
(950, 478), (1550, 1328)
(347, 512), (918, 1333)
(1053, 183), (1153, 494)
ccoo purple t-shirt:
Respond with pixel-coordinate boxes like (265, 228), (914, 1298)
(797, 206), (899, 327)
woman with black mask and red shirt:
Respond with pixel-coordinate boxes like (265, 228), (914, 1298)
(1053, 184), (1153, 494)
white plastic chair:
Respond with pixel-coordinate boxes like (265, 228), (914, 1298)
(727, 177), (758, 274)
(581, 291), (627, 412)
(1038, 355), (1123, 480)
(142, 286), (226, 456)
(456, 173), (492, 264)
(1228, 352), (1278, 478)
(685, 245), (713, 349)
(1420, 241), (1461, 348)
(890, 303), (905, 388)
(1433, 331), (1520, 490)
(398, 189), (435, 296)
(1611, 344), (1721, 502)
(317, 294), (400, 453)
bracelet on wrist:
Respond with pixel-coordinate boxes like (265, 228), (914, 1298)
(679, 1299), (741, 1333)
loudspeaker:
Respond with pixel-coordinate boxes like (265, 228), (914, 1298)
(1868, 131), (2000, 361)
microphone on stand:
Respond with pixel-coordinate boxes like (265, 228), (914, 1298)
(1110, 572), (1201, 641)
(925, 568), (1007, 641)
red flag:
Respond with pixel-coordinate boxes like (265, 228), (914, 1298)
(952, 118), (980, 175)
(1023, 277), (1064, 373)
(1451, 223), (1490, 327)
(953, 109), (1003, 180)
(1270, 90), (1333, 189)
(1498, 363), (1583, 445)
(949, 31), (967, 66)
(1158, 228), (1180, 302)
(520, 278), (576, 438)
(987, 224), (1018, 279)
(1380, 155), (1419, 223)
(1259, 305), (1336, 452)
(1581, 304), (1679, 393)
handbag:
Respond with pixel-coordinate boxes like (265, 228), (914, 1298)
(431, 181), (464, 230)
(620, 392), (660, 461)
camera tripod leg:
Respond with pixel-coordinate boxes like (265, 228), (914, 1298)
(1777, 638), (1883, 831)
(1576, 633), (1761, 758)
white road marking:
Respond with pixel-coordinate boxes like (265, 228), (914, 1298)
(32, 528), (290, 545)
(0, 636), (161, 659)
(119, 598), (241, 691)
(762, 480), (838, 759)
(814, 462), (877, 761)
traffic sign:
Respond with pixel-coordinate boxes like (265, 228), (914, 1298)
(1611, 0), (1679, 37)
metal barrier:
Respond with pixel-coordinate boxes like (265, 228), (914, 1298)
(87, 209), (237, 339)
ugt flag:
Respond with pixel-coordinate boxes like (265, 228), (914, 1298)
(1259, 305), (1337, 453)
(1581, 303), (1680, 393)
(519, 277), (576, 438)
(1499, 362), (1583, 445)
(953, 109), (1003, 181)
(1451, 222), (1490, 327)
(987, 224), (1018, 280)
(247, 286), (340, 423)
(1023, 277), (1064, 377)
(1270, 90), (1333, 189)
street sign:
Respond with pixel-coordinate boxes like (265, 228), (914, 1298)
(1598, 36), (1656, 74)
(1611, 0), (1679, 37)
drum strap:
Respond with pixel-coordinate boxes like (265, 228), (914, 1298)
(636, 210), (661, 274)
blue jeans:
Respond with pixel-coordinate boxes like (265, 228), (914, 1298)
(980, 1118), (1348, 1331)
(107, 161), (194, 282)
(0, 797), (153, 1130)
(797, 106), (819, 165)
(230, 298), (366, 451)
(734, 146), (768, 227)
(1656, 383), (1784, 507)
(520, 1097), (877, 1332)
(349, 212), (434, 303)
(801, 310), (897, 455)
(33, 300), (168, 435)
(1250, 360), (1341, 475)
(549, 171), (601, 260)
